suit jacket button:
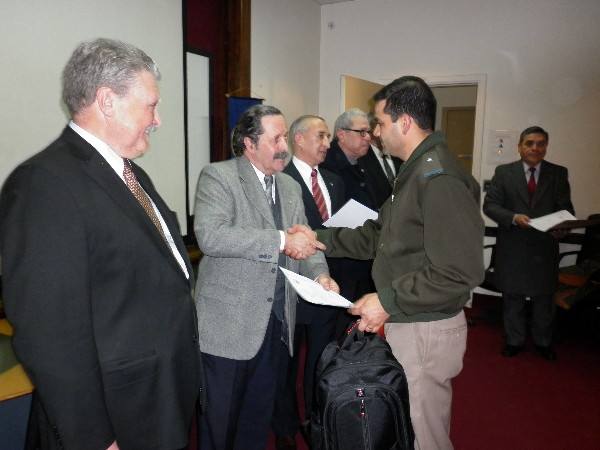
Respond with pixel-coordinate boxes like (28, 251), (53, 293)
(271, 268), (276, 273)
(267, 297), (273, 303)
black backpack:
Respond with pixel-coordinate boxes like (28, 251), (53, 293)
(309, 322), (414, 450)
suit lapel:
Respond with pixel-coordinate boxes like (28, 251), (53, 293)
(274, 174), (297, 229)
(133, 163), (193, 284)
(509, 161), (530, 206)
(285, 162), (321, 220)
(63, 128), (190, 283)
(237, 156), (276, 228)
(534, 160), (552, 202)
(320, 169), (344, 214)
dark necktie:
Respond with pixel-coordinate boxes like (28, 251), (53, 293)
(264, 175), (274, 206)
(382, 154), (395, 184)
(527, 167), (536, 203)
(311, 168), (329, 221)
(123, 158), (166, 240)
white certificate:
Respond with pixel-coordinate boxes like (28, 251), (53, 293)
(279, 267), (352, 308)
(323, 199), (378, 229)
(529, 210), (578, 232)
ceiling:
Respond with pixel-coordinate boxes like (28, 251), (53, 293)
(314, 0), (354, 4)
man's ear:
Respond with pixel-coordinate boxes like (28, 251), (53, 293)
(243, 136), (255, 153)
(96, 86), (115, 117)
(399, 113), (411, 135)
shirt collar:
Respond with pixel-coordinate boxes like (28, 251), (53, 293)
(249, 161), (276, 191)
(292, 156), (317, 183)
(69, 121), (125, 179)
(522, 161), (541, 173)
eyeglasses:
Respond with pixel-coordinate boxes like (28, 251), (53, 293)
(343, 128), (371, 138)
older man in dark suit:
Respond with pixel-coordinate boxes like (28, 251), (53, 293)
(0, 38), (202, 450)
(271, 115), (346, 449)
(484, 126), (574, 361)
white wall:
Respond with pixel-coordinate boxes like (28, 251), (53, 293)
(317, 0), (600, 220)
(250, 0), (600, 219)
(251, 0), (322, 125)
(0, 0), (187, 232)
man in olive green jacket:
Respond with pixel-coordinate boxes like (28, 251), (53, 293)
(314, 76), (484, 450)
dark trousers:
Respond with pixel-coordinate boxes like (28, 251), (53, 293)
(503, 293), (556, 346)
(198, 312), (282, 450)
(271, 302), (338, 437)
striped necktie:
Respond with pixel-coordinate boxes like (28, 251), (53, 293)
(311, 168), (329, 222)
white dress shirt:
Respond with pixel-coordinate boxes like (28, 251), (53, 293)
(291, 156), (332, 217)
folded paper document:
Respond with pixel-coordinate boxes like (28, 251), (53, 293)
(279, 267), (352, 308)
(529, 210), (600, 232)
(323, 199), (378, 228)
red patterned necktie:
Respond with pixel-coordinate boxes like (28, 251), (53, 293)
(123, 158), (167, 240)
(527, 166), (536, 203)
(311, 168), (329, 222)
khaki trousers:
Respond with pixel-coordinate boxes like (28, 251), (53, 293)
(385, 311), (467, 450)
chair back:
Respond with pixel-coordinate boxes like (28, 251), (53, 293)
(577, 214), (600, 264)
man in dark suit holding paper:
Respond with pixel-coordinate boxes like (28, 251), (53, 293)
(272, 115), (345, 448)
(483, 126), (574, 361)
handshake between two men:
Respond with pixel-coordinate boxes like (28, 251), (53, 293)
(282, 223), (340, 294)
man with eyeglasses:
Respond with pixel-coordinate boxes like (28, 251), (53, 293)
(322, 108), (391, 211)
(318, 109), (376, 330)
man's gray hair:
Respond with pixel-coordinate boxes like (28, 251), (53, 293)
(333, 108), (369, 135)
(288, 115), (326, 153)
(62, 38), (160, 118)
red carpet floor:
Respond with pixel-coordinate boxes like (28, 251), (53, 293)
(193, 294), (600, 449)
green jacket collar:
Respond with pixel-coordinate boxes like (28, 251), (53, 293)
(397, 130), (446, 177)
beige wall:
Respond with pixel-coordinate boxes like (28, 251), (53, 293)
(1, 0), (186, 232)
(318, 0), (600, 221)
(251, 0), (322, 124)
(252, 0), (600, 221)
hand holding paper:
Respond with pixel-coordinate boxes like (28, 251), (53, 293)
(323, 199), (378, 228)
(280, 267), (351, 308)
(529, 210), (580, 232)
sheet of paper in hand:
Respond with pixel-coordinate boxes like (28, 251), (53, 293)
(529, 210), (600, 232)
(279, 267), (352, 308)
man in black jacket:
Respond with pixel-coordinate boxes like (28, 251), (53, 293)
(272, 115), (346, 449)
(0, 38), (203, 450)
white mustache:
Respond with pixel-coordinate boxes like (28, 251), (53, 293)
(145, 125), (157, 134)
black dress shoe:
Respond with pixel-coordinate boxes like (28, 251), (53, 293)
(536, 345), (556, 361)
(275, 436), (297, 450)
(501, 344), (523, 357)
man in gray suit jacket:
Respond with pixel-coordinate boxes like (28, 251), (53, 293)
(193, 105), (338, 449)
(484, 126), (574, 361)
